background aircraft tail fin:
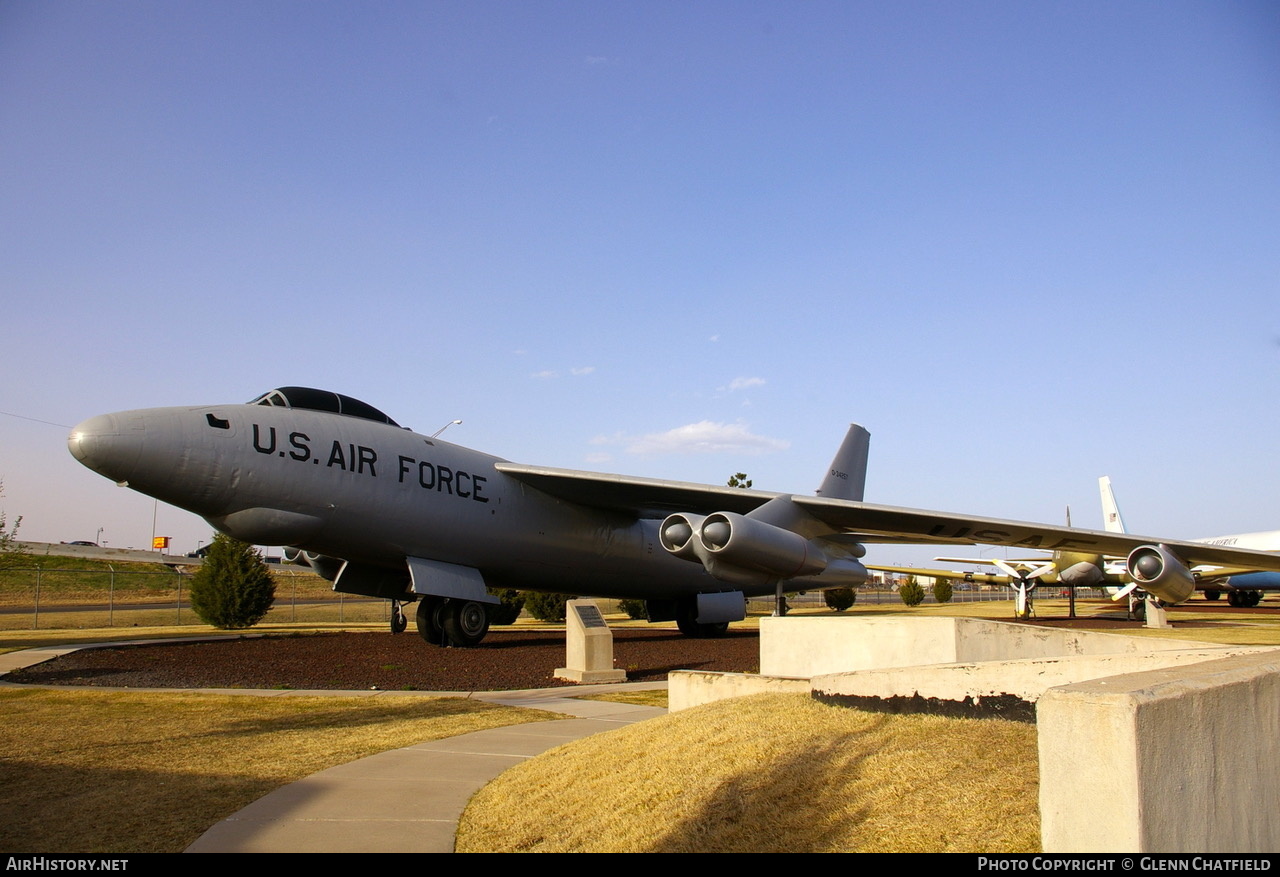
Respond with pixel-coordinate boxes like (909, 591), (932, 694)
(1099, 475), (1127, 533)
(816, 424), (870, 502)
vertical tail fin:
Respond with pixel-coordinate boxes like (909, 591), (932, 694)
(1099, 476), (1127, 533)
(816, 424), (870, 501)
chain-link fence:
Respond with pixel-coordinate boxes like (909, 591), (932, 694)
(0, 565), (393, 630)
(2, 565), (1050, 632)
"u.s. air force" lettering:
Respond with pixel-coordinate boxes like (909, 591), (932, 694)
(397, 455), (488, 502)
(249, 424), (489, 503)
(252, 425), (377, 476)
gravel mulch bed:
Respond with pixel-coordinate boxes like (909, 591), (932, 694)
(8, 628), (760, 691)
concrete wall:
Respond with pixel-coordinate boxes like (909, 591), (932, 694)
(811, 648), (1265, 718)
(668, 670), (810, 713)
(1038, 651), (1280, 853)
(759, 616), (1217, 678)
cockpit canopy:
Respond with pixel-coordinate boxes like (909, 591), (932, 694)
(248, 387), (400, 427)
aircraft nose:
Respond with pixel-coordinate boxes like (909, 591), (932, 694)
(68, 413), (143, 484)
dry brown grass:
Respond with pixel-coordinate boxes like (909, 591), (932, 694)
(457, 693), (1040, 853)
(578, 688), (669, 708)
(0, 688), (553, 853)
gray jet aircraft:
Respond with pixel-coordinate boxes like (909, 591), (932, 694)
(66, 386), (1280, 646)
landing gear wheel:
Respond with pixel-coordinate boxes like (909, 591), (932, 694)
(1246, 591), (1263, 608)
(1204, 590), (1222, 601)
(390, 601), (407, 634)
(415, 597), (444, 645)
(1228, 591), (1244, 608)
(441, 600), (489, 647)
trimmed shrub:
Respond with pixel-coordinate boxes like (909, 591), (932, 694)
(898, 576), (925, 608)
(822, 588), (857, 611)
(487, 588), (525, 625)
(523, 591), (576, 622)
(933, 577), (953, 604)
(617, 598), (648, 620)
(189, 534), (276, 629)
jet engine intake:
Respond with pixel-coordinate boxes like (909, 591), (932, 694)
(659, 513), (708, 562)
(660, 510), (839, 587)
(698, 512), (828, 578)
(1126, 544), (1195, 605)
(291, 550), (343, 582)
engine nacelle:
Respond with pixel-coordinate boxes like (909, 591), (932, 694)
(659, 513), (708, 562)
(660, 510), (836, 587)
(1058, 560), (1104, 588)
(790, 557), (870, 590)
(699, 512), (828, 578)
(288, 549), (344, 583)
(1126, 544), (1196, 605)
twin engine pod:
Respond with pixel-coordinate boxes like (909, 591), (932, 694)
(282, 546), (343, 582)
(1126, 543), (1196, 605)
(660, 511), (868, 589)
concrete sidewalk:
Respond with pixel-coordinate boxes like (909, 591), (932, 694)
(187, 691), (664, 853)
(0, 638), (667, 854)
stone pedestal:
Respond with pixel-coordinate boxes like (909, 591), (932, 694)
(1143, 597), (1171, 629)
(554, 599), (627, 684)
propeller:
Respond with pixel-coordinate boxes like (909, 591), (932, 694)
(991, 558), (1057, 618)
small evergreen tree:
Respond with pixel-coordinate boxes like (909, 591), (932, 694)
(822, 587), (857, 611)
(486, 588), (525, 625)
(933, 577), (953, 604)
(617, 597), (648, 619)
(189, 534), (276, 629)
(727, 472), (753, 489)
(523, 591), (575, 622)
(899, 575), (925, 607)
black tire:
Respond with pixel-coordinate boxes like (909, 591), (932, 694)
(1204, 590), (1222, 601)
(1246, 591), (1263, 608)
(442, 600), (489, 647)
(390, 601), (408, 634)
(1228, 591), (1244, 608)
(415, 597), (444, 645)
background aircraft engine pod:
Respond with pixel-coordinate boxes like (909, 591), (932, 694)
(698, 512), (829, 578)
(1126, 544), (1196, 604)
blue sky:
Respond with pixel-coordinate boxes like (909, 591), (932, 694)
(2, 1), (1277, 564)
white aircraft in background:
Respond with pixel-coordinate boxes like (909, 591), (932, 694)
(68, 386), (1280, 645)
(879, 476), (1280, 617)
(1100, 476), (1280, 608)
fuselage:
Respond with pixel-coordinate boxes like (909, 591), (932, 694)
(68, 399), (729, 600)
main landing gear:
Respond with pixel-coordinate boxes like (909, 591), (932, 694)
(414, 596), (491, 647)
(1227, 590), (1263, 608)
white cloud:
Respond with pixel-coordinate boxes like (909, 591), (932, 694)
(584, 451), (613, 464)
(530, 370), (558, 379)
(727, 376), (765, 392)
(570, 366), (595, 376)
(621, 421), (789, 456)
(709, 334), (720, 342)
